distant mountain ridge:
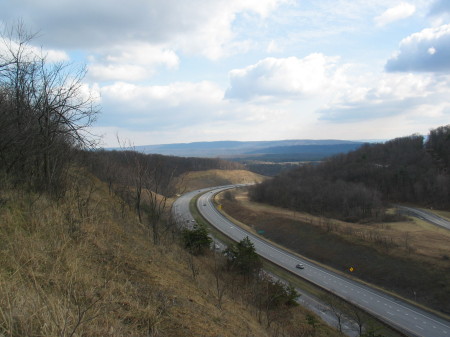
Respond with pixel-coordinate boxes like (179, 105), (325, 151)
(130, 139), (366, 159)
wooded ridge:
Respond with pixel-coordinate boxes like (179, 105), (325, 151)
(250, 125), (450, 222)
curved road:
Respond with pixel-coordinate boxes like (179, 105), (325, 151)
(173, 185), (450, 337)
(396, 205), (450, 230)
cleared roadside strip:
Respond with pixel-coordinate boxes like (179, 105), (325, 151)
(195, 185), (450, 337)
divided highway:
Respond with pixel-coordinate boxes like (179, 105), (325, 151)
(173, 185), (450, 337)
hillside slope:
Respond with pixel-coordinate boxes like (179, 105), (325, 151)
(251, 125), (450, 223)
(0, 169), (336, 337)
(176, 169), (267, 192)
(133, 139), (364, 157)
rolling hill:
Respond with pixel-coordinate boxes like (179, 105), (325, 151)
(130, 139), (365, 161)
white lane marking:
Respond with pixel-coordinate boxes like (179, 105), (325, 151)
(198, 186), (450, 334)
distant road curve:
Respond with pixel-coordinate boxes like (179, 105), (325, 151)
(396, 205), (450, 230)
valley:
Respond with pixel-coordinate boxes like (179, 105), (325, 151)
(217, 188), (450, 315)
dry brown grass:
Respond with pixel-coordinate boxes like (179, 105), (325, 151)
(175, 169), (266, 193)
(226, 190), (450, 265)
(0, 170), (338, 337)
(218, 189), (450, 315)
(428, 208), (450, 221)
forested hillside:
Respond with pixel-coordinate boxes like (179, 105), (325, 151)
(250, 125), (450, 222)
(83, 149), (243, 195)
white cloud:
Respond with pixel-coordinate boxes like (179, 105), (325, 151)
(374, 2), (416, 27)
(44, 48), (70, 62)
(4, 0), (447, 147)
(319, 72), (450, 122)
(0, 0), (284, 60)
(170, 0), (284, 59)
(104, 43), (179, 68)
(87, 43), (179, 81)
(88, 64), (151, 82)
(385, 24), (450, 72)
(99, 81), (226, 129)
(225, 54), (341, 100)
(95, 78), (313, 145)
(0, 38), (69, 63)
(266, 40), (283, 53)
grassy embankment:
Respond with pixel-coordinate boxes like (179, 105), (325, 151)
(175, 169), (266, 192)
(191, 189), (408, 337)
(217, 189), (450, 317)
(0, 168), (340, 336)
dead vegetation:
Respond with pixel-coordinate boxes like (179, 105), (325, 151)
(218, 189), (450, 315)
(175, 169), (266, 192)
(0, 169), (338, 337)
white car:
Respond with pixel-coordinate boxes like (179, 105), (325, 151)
(296, 264), (305, 269)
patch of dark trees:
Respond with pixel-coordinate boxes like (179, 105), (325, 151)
(75, 149), (243, 245)
(238, 162), (300, 177)
(232, 143), (365, 176)
(250, 126), (450, 222)
(81, 149), (244, 197)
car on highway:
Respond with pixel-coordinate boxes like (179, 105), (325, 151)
(296, 263), (305, 269)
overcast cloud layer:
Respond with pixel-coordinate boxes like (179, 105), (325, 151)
(1, 0), (449, 146)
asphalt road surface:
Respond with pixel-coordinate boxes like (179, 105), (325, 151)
(172, 185), (359, 337)
(173, 185), (450, 337)
(396, 205), (450, 230)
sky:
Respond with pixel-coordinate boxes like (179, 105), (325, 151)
(1, 0), (450, 147)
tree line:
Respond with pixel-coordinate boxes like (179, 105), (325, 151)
(250, 126), (450, 222)
(82, 148), (243, 197)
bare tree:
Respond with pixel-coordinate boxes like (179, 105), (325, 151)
(320, 294), (348, 334)
(211, 249), (228, 309)
(143, 156), (175, 245)
(0, 22), (99, 193)
(346, 305), (367, 336)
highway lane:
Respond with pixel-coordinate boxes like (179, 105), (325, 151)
(172, 185), (360, 337)
(171, 186), (224, 228)
(192, 185), (450, 337)
(396, 205), (450, 230)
